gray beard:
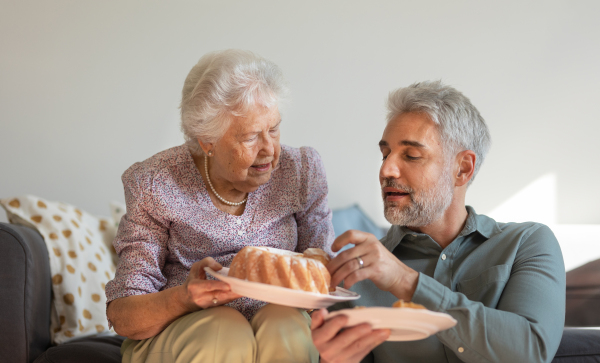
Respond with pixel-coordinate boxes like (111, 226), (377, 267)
(382, 167), (454, 227)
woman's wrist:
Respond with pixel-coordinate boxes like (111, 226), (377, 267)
(173, 284), (200, 314)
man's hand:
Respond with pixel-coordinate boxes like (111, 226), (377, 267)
(311, 308), (390, 363)
(327, 230), (419, 301)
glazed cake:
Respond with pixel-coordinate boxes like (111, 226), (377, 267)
(228, 246), (331, 294)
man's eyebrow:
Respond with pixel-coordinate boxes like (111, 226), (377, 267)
(399, 140), (426, 148)
(378, 140), (426, 148)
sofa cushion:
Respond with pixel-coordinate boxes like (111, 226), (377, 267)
(565, 258), (600, 327)
(552, 328), (600, 363)
(33, 335), (125, 363)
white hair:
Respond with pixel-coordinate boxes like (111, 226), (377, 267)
(180, 49), (288, 153)
(386, 80), (491, 185)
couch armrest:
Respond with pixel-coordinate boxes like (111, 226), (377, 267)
(0, 222), (52, 363)
(565, 258), (600, 327)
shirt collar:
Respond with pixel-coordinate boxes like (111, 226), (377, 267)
(381, 205), (502, 252)
(463, 205), (503, 239)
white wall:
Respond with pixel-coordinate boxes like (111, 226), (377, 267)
(2, 1), (600, 237)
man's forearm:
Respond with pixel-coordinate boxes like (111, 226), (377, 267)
(415, 270), (564, 363)
(408, 224), (565, 363)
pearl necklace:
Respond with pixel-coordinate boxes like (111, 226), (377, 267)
(204, 154), (247, 206)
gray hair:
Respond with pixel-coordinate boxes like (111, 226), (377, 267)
(180, 49), (288, 152)
(386, 80), (491, 185)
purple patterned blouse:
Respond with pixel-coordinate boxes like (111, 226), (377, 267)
(105, 144), (334, 320)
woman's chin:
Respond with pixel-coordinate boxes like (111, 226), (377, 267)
(237, 173), (273, 192)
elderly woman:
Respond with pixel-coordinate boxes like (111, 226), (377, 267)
(105, 50), (334, 363)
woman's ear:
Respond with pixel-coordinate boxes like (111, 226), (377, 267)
(197, 138), (214, 156)
(455, 150), (476, 187)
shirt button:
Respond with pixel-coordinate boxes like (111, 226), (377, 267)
(237, 230), (244, 236)
(441, 254), (447, 260)
(236, 219), (242, 225)
(458, 347), (464, 353)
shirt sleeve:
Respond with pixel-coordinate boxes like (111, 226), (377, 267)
(294, 147), (335, 257)
(105, 164), (171, 305)
(412, 224), (565, 363)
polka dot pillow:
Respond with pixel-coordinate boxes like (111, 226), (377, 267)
(0, 195), (116, 344)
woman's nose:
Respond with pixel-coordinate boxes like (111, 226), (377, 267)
(261, 134), (275, 156)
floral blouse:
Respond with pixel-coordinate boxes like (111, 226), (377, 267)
(105, 144), (334, 320)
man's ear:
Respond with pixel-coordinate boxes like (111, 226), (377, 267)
(197, 138), (214, 156)
(455, 150), (476, 187)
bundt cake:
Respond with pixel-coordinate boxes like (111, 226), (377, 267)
(302, 248), (331, 266)
(228, 246), (332, 294)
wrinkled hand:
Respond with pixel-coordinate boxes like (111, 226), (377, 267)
(182, 257), (241, 309)
(327, 230), (419, 300)
(311, 308), (390, 363)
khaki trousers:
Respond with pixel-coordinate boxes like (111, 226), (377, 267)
(121, 304), (318, 363)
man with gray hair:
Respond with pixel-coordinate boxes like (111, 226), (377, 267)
(311, 81), (565, 363)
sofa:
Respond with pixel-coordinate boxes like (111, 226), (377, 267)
(0, 222), (125, 363)
(2, 205), (600, 362)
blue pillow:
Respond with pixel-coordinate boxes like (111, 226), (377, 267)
(331, 205), (388, 239)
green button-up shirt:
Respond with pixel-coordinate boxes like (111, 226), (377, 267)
(331, 206), (565, 363)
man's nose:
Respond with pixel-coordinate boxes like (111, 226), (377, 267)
(380, 156), (400, 180)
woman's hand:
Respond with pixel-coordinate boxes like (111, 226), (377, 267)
(181, 257), (241, 310)
(108, 257), (241, 340)
(311, 308), (390, 363)
(326, 230), (419, 301)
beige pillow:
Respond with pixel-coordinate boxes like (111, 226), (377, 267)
(0, 195), (116, 344)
